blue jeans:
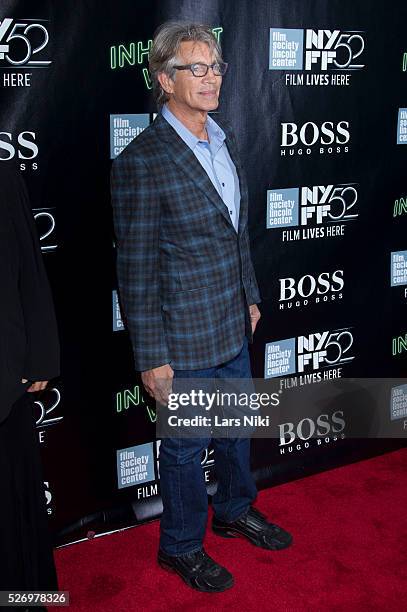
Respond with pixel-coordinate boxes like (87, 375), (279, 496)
(158, 337), (258, 556)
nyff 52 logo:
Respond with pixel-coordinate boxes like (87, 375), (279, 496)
(303, 30), (365, 71)
(269, 29), (365, 71)
(265, 328), (354, 378)
(299, 184), (357, 225)
(267, 183), (359, 230)
(0, 18), (51, 67)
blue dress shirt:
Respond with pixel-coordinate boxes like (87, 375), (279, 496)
(161, 104), (241, 232)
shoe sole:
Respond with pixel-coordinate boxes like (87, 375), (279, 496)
(212, 524), (293, 550)
(158, 557), (234, 593)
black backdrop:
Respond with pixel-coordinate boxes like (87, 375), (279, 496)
(0, 1), (406, 545)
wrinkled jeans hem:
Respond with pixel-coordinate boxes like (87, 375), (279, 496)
(158, 544), (203, 558)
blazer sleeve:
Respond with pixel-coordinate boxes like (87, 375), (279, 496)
(242, 222), (261, 305)
(111, 152), (170, 371)
(10, 171), (60, 381)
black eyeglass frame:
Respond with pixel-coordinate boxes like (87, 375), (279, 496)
(173, 62), (228, 77)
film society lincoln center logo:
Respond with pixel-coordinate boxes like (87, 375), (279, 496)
(269, 28), (365, 86)
(112, 289), (124, 332)
(110, 114), (150, 159)
(391, 384), (407, 421)
(397, 109), (407, 144)
(391, 251), (407, 287)
(266, 184), (358, 233)
(265, 328), (355, 379)
(117, 442), (155, 489)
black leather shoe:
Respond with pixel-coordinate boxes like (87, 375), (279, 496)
(157, 547), (234, 592)
(212, 506), (293, 550)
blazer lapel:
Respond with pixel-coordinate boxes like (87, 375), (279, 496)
(154, 113), (239, 232)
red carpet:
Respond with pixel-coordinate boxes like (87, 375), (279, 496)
(55, 449), (407, 611)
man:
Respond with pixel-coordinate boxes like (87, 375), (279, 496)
(111, 21), (292, 593)
(0, 163), (60, 593)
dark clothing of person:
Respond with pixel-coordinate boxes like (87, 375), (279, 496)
(0, 393), (58, 591)
(0, 164), (60, 593)
(0, 164), (59, 424)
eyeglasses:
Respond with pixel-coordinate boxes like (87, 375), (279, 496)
(173, 62), (228, 77)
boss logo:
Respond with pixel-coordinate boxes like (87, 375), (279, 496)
(0, 131), (38, 160)
(279, 270), (344, 301)
(279, 410), (345, 446)
(281, 121), (350, 147)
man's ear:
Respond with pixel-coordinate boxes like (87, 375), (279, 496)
(157, 71), (174, 96)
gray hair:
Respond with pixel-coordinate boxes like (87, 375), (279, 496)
(149, 21), (223, 109)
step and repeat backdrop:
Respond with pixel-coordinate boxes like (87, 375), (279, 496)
(1, 1), (406, 545)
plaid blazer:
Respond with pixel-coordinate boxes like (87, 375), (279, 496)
(111, 112), (261, 371)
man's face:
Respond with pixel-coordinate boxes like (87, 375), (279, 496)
(161, 40), (222, 113)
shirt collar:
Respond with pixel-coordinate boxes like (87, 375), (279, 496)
(161, 104), (226, 153)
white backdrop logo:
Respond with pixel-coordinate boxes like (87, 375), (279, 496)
(278, 410), (346, 450)
(35, 387), (63, 445)
(110, 114), (150, 159)
(267, 183), (358, 232)
(0, 130), (38, 169)
(397, 109), (407, 144)
(0, 18), (51, 66)
(43, 481), (53, 515)
(391, 385), (407, 421)
(280, 120), (350, 155)
(112, 289), (124, 331)
(269, 28), (365, 87)
(391, 251), (407, 287)
(265, 328), (355, 378)
(279, 270), (344, 309)
(0, 18), (51, 87)
(267, 183), (358, 243)
(33, 208), (57, 252)
(116, 443), (155, 490)
(35, 388), (63, 428)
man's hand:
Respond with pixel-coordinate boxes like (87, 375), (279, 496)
(22, 379), (49, 392)
(249, 304), (261, 334)
(141, 364), (174, 405)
